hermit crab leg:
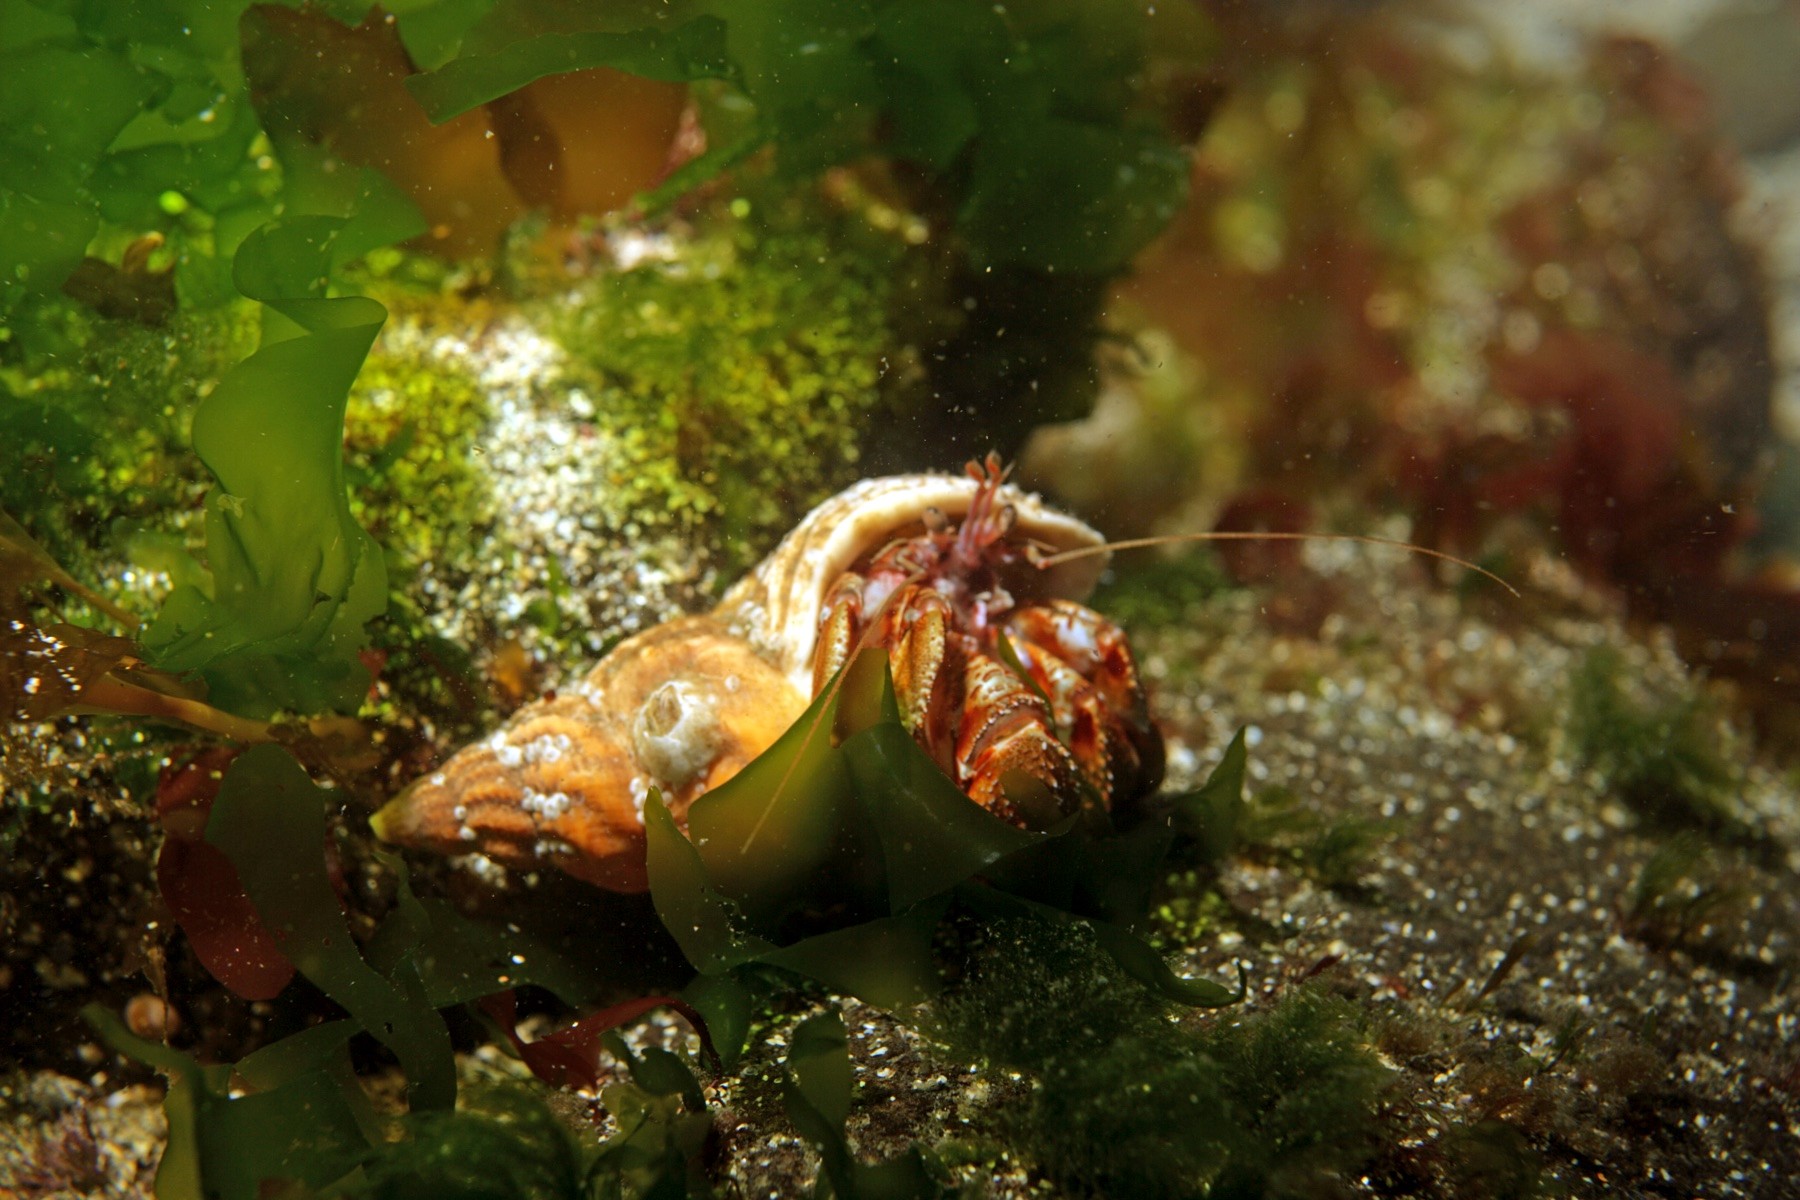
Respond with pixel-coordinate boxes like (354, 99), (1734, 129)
(811, 575), (865, 696)
(955, 652), (1084, 827)
(1004, 603), (1163, 804)
(885, 588), (955, 755)
(1007, 600), (1152, 721)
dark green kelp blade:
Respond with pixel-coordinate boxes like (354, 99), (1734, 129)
(363, 851), (618, 1009)
(784, 1008), (949, 1200)
(788, 1009), (853, 1129)
(682, 656), (873, 932)
(842, 720), (1046, 912)
(645, 787), (777, 975)
(1168, 727), (1249, 864)
(757, 897), (952, 1010)
(87, 1004), (372, 1200)
(205, 744), (456, 1110)
(649, 642), (1249, 1015)
(681, 972), (755, 1069)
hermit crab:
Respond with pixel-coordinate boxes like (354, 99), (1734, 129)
(374, 457), (1163, 891)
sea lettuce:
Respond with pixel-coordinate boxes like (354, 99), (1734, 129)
(0, 0), (277, 313)
(0, 24), (159, 310)
(6, 0), (1205, 726)
(3, 2), (433, 718)
(142, 200), (419, 716)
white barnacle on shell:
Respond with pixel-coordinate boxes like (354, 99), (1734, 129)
(520, 786), (573, 822)
(631, 678), (726, 789)
(521, 732), (572, 765)
(491, 731), (524, 768)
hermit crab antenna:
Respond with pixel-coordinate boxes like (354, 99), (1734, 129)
(1034, 531), (1520, 598)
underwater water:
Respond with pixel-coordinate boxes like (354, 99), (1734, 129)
(3, 1), (1799, 1197)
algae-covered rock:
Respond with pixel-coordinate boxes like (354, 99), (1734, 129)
(338, 190), (927, 739)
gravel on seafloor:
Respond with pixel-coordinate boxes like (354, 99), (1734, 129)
(1130, 545), (1799, 1199)
(0, 1072), (165, 1198)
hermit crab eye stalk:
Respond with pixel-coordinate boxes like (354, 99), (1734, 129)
(965, 450), (1010, 485)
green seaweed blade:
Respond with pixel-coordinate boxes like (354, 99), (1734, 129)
(87, 1004), (371, 1200)
(144, 196), (420, 716)
(205, 744), (456, 1111)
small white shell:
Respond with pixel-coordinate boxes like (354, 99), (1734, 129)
(718, 473), (1107, 695)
